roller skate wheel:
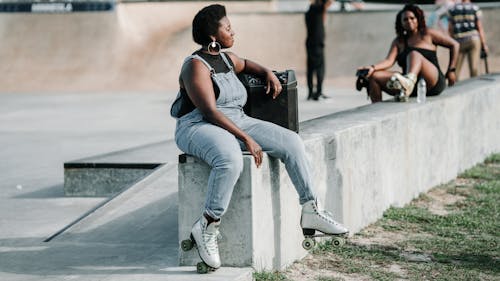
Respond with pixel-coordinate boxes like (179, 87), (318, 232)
(302, 238), (315, 250)
(196, 261), (210, 274)
(331, 237), (345, 247)
(181, 239), (194, 251)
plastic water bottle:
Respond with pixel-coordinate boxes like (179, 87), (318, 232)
(417, 78), (426, 103)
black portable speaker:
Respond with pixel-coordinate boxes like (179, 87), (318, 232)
(239, 70), (299, 133)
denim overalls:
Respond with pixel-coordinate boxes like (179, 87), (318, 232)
(174, 53), (315, 220)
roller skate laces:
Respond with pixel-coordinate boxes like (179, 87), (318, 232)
(191, 216), (221, 269)
(301, 200), (348, 235)
(387, 73), (417, 102)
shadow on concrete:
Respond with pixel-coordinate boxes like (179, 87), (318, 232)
(13, 184), (65, 199)
(0, 193), (179, 276)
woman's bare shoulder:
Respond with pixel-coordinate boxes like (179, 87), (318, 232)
(426, 28), (445, 39)
(391, 37), (402, 50)
(224, 51), (243, 63)
(224, 51), (245, 73)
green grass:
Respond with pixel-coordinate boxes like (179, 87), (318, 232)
(254, 153), (500, 281)
(253, 271), (288, 281)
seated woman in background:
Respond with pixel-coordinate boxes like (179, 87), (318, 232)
(171, 4), (348, 271)
(358, 4), (459, 103)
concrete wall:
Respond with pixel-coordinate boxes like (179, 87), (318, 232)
(1, 2), (498, 92)
(178, 75), (500, 270)
(178, 154), (307, 270)
(301, 75), (500, 233)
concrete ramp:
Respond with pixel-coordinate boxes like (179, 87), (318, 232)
(53, 162), (253, 280)
(0, 3), (198, 92)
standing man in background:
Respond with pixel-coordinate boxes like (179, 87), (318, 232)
(305, 0), (332, 101)
(448, 0), (489, 80)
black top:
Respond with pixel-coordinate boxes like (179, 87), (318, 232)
(305, 4), (325, 48)
(397, 46), (442, 74)
(194, 50), (235, 74)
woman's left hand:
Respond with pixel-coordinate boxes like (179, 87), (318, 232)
(446, 71), (456, 86)
(265, 71), (283, 99)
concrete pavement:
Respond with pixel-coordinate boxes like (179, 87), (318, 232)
(0, 84), (370, 280)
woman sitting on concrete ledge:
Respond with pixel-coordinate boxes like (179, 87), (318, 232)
(357, 4), (459, 103)
(170, 4), (348, 272)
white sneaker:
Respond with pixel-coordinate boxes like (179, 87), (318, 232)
(387, 73), (417, 98)
(191, 216), (221, 269)
(301, 200), (348, 235)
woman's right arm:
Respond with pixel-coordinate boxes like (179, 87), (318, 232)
(180, 59), (264, 167)
(360, 39), (399, 77)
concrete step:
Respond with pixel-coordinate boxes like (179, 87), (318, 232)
(63, 140), (174, 196)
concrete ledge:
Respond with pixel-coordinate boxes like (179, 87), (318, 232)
(63, 141), (171, 196)
(178, 75), (500, 270)
(64, 166), (155, 197)
(301, 75), (500, 234)
(178, 153), (307, 270)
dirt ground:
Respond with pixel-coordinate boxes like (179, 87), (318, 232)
(282, 173), (490, 281)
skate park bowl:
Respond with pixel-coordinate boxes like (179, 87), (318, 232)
(0, 1), (499, 92)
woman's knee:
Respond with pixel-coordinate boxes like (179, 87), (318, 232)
(370, 71), (388, 84)
(212, 150), (244, 175)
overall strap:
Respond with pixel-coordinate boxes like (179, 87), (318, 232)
(219, 52), (234, 71)
(184, 54), (216, 77)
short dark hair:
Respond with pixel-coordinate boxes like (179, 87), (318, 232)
(192, 4), (226, 46)
(395, 4), (427, 40)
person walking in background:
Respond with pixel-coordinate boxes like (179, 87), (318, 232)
(305, 0), (332, 101)
(448, 0), (489, 80)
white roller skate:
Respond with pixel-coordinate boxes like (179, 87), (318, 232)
(180, 216), (221, 273)
(300, 200), (348, 250)
(386, 73), (417, 102)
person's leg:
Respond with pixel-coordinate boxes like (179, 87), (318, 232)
(455, 42), (466, 80)
(237, 117), (348, 235)
(406, 50), (440, 88)
(468, 37), (482, 77)
(387, 50), (439, 98)
(306, 48), (315, 99)
(368, 70), (400, 103)
(238, 118), (315, 203)
(176, 122), (243, 269)
(316, 48), (326, 98)
(176, 122), (243, 220)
